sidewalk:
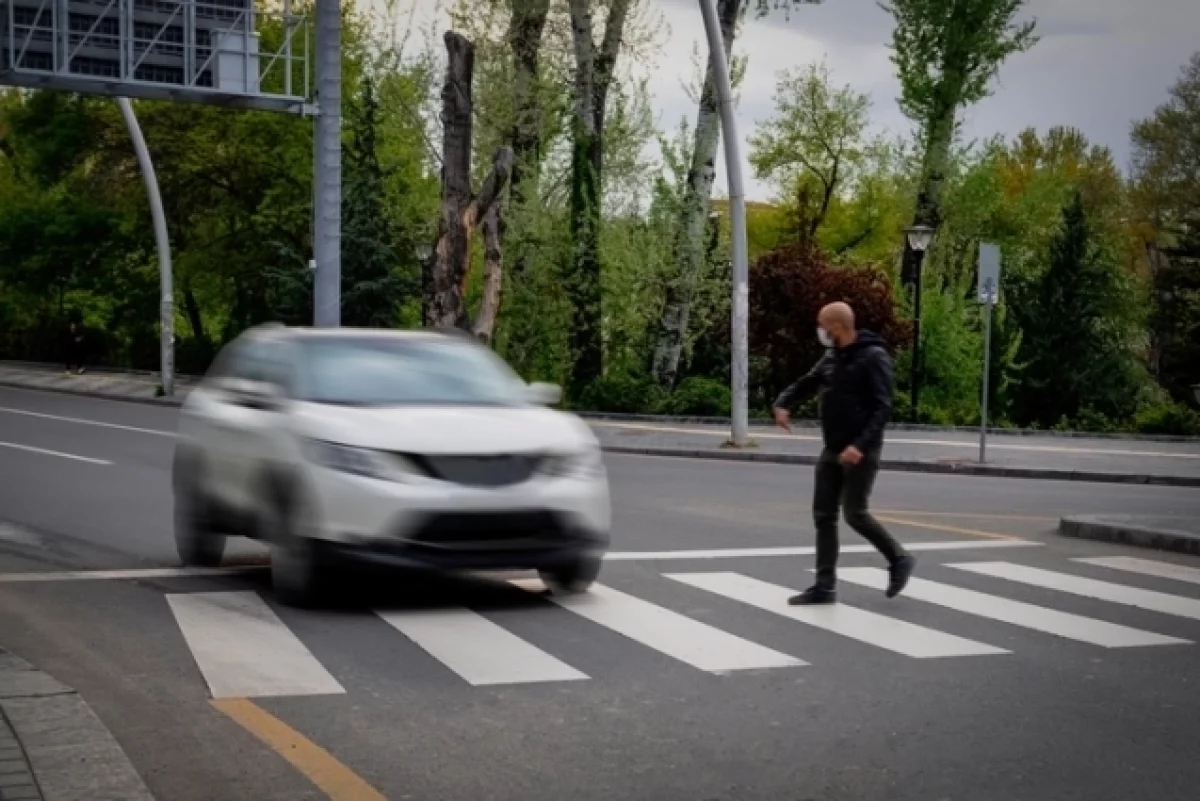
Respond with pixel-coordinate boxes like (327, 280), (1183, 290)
(0, 363), (193, 406)
(592, 420), (1200, 487)
(2, 361), (1198, 487)
(0, 648), (153, 801)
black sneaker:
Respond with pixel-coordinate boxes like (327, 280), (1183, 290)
(788, 586), (837, 605)
(886, 555), (916, 598)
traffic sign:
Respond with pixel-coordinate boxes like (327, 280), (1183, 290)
(978, 243), (1001, 305)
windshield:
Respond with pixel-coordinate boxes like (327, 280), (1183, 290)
(298, 336), (529, 407)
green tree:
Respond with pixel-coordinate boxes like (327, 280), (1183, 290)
(341, 75), (413, 328)
(1132, 52), (1200, 405)
(1014, 191), (1146, 426)
(881, 0), (1038, 234)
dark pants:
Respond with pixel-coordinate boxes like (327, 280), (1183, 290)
(812, 447), (906, 590)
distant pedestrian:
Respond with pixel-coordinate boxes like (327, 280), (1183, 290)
(772, 301), (915, 605)
(65, 321), (85, 375)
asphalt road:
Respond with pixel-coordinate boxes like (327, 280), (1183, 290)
(2, 386), (1200, 801)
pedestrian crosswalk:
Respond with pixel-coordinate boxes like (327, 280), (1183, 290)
(164, 554), (1200, 699)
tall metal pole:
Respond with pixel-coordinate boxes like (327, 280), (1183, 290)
(699, 0), (748, 447)
(312, 0), (342, 328)
(979, 288), (994, 464)
(118, 97), (173, 397)
(910, 250), (925, 423)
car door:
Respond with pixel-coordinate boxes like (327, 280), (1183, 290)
(199, 338), (264, 516)
(220, 337), (298, 514)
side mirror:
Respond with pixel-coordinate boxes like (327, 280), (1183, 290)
(219, 377), (285, 411)
(526, 382), (563, 406)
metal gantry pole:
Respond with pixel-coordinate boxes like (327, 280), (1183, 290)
(699, 0), (748, 447)
(117, 97), (174, 396)
(312, 0), (342, 328)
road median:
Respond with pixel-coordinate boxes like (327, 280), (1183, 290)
(1059, 516), (1200, 555)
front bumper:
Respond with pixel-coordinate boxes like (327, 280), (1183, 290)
(305, 465), (611, 572)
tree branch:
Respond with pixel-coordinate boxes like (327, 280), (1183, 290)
(465, 146), (515, 230)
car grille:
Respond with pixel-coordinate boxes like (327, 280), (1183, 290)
(405, 511), (566, 546)
(401, 453), (543, 488)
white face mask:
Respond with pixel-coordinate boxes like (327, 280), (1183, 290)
(817, 327), (835, 348)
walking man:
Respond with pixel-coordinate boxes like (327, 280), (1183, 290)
(64, 320), (85, 375)
(772, 301), (915, 605)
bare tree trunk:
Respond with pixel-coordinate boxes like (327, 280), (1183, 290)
(427, 31), (515, 332)
(474, 201), (506, 343)
(566, 0), (632, 394)
(651, 0), (740, 389)
(508, 0), (551, 206)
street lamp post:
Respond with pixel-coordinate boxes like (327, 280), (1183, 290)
(416, 242), (434, 326)
(905, 225), (935, 423)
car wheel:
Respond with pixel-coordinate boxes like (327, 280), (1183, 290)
(539, 555), (602, 595)
(174, 475), (226, 568)
(267, 485), (327, 608)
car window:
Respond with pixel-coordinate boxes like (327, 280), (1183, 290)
(206, 337), (294, 396)
(297, 337), (528, 407)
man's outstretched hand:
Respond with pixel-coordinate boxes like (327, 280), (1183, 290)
(773, 408), (791, 433)
(839, 445), (864, 466)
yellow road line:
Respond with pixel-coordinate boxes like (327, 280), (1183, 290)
(874, 515), (1022, 542)
(875, 510), (1057, 523)
(212, 698), (386, 801)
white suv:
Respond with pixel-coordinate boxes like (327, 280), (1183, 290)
(172, 325), (611, 606)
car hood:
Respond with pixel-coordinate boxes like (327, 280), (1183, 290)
(290, 403), (597, 455)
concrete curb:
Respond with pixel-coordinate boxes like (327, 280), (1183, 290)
(1058, 516), (1200, 556)
(604, 446), (1200, 488)
(0, 381), (185, 408)
(0, 648), (154, 801)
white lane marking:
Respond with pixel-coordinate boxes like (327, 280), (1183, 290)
(604, 539), (1038, 561)
(950, 562), (1200, 621)
(375, 607), (588, 686)
(838, 567), (1188, 649)
(0, 405), (175, 437)
(0, 440), (112, 465)
(1074, 557), (1200, 587)
(667, 572), (1007, 659)
(515, 582), (805, 673)
(0, 567), (257, 583)
(594, 421), (1200, 460)
(167, 591), (345, 699)
(0, 523), (43, 547)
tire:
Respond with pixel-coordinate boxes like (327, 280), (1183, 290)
(539, 554), (602, 595)
(267, 483), (328, 608)
(174, 476), (226, 568)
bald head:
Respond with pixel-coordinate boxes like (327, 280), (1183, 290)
(817, 302), (857, 348)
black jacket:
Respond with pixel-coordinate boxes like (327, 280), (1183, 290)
(772, 330), (894, 454)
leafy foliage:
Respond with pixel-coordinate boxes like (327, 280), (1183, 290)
(748, 243), (913, 410)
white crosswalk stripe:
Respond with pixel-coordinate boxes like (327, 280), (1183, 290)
(375, 607), (589, 686)
(667, 572), (1008, 659)
(160, 556), (1200, 698)
(167, 591), (346, 699)
(950, 562), (1200, 621)
(521, 581), (806, 673)
(837, 568), (1189, 648)
(1073, 556), (1200, 587)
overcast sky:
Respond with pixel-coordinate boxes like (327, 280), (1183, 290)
(399, 0), (1200, 203)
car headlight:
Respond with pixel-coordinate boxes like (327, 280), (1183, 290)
(540, 448), (604, 479)
(302, 440), (411, 481)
